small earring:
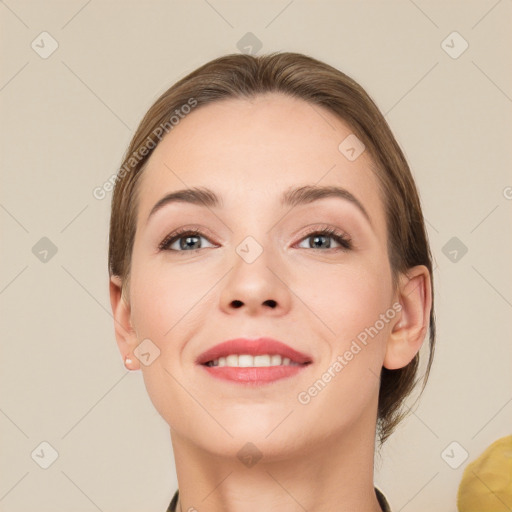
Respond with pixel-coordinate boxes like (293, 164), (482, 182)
(124, 356), (135, 370)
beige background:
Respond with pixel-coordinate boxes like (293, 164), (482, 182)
(1, 1), (511, 511)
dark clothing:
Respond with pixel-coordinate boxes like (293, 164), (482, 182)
(167, 486), (391, 511)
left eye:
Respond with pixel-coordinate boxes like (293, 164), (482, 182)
(296, 228), (352, 251)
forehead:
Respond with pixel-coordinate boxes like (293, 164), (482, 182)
(136, 93), (386, 235)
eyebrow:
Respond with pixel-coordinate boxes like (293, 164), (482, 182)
(146, 185), (372, 227)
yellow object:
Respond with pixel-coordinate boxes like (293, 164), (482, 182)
(457, 435), (512, 511)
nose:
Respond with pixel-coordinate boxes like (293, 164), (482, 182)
(230, 298), (277, 309)
(219, 245), (291, 317)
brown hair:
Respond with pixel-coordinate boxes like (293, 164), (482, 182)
(108, 51), (435, 447)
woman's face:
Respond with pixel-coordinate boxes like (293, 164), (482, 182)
(124, 93), (399, 458)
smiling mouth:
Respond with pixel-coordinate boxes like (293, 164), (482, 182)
(200, 354), (311, 384)
(204, 354), (309, 367)
(197, 337), (312, 383)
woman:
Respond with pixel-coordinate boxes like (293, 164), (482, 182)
(108, 52), (435, 512)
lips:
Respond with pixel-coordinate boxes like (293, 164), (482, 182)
(195, 337), (313, 366)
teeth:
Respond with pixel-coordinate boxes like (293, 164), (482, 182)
(254, 355), (271, 367)
(226, 354), (238, 366)
(207, 354), (301, 367)
(238, 354), (253, 367)
(270, 354), (281, 365)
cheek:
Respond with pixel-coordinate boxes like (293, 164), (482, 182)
(129, 253), (205, 339)
(292, 257), (393, 349)
(294, 264), (393, 431)
(127, 257), (212, 432)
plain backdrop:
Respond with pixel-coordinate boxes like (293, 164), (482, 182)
(1, 1), (511, 511)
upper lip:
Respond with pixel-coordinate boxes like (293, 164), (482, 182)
(196, 337), (313, 365)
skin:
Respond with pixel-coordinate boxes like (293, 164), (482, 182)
(110, 93), (432, 512)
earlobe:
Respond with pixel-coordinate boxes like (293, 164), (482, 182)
(109, 275), (140, 370)
(383, 265), (432, 370)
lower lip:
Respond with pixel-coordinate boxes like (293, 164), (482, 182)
(200, 364), (308, 384)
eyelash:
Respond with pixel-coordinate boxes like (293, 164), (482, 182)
(158, 226), (353, 253)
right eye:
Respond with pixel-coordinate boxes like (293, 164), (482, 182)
(158, 228), (217, 252)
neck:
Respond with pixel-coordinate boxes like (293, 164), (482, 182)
(170, 409), (383, 512)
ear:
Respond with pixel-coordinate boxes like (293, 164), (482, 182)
(383, 265), (432, 370)
(109, 275), (140, 370)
